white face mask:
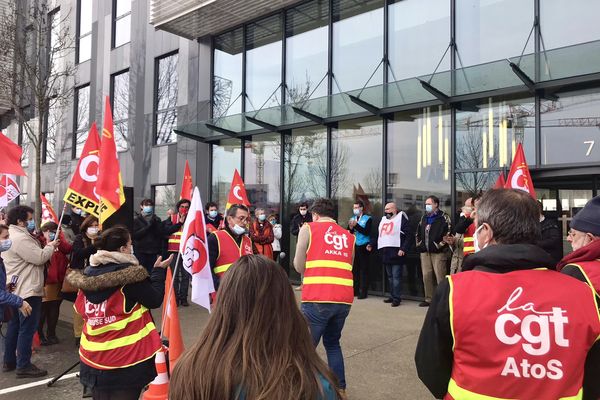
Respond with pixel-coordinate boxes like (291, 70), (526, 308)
(232, 224), (246, 236)
(299, 209), (307, 216)
(87, 227), (99, 237)
(473, 224), (488, 252)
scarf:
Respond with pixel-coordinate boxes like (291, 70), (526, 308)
(557, 239), (600, 271)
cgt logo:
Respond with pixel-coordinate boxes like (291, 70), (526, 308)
(324, 226), (349, 251)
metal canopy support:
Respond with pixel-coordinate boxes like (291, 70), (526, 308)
(418, 79), (450, 103)
(204, 123), (238, 138)
(244, 116), (278, 132)
(173, 129), (207, 143)
(508, 61), (535, 91)
(291, 106), (325, 125)
(348, 95), (381, 115)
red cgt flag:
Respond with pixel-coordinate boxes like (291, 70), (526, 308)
(0, 132), (26, 176)
(493, 172), (506, 189)
(180, 160), (193, 200)
(63, 123), (102, 217)
(504, 143), (536, 199)
(40, 194), (58, 226)
(225, 169), (250, 210)
(97, 97), (125, 224)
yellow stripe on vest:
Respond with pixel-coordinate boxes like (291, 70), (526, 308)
(303, 276), (353, 287)
(80, 321), (156, 351)
(85, 307), (148, 336)
(305, 260), (353, 271)
(213, 263), (232, 274)
(447, 378), (582, 400)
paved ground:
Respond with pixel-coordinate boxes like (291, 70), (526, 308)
(0, 294), (432, 399)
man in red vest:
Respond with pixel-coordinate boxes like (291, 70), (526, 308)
(207, 204), (253, 289)
(559, 195), (600, 297)
(163, 199), (190, 306)
(294, 198), (355, 399)
(415, 189), (600, 400)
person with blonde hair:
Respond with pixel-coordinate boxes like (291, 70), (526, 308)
(171, 255), (340, 400)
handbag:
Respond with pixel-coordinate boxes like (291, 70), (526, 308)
(60, 268), (77, 293)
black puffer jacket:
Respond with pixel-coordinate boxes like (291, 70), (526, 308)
(132, 213), (164, 255)
(537, 217), (563, 265)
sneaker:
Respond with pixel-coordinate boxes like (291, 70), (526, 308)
(357, 294), (367, 300)
(40, 335), (51, 346)
(16, 364), (48, 378)
(2, 363), (16, 373)
(419, 301), (430, 307)
(339, 388), (348, 400)
(82, 385), (93, 398)
(383, 298), (393, 303)
(391, 301), (401, 307)
(47, 336), (60, 345)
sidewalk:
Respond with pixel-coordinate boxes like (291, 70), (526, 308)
(1, 294), (433, 400)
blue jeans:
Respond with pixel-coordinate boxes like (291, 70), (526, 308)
(3, 296), (42, 369)
(301, 302), (351, 389)
(385, 264), (403, 303)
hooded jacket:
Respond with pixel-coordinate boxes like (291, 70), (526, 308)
(415, 243), (600, 400)
(65, 251), (166, 390)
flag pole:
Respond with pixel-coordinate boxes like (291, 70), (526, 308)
(160, 251), (181, 341)
(55, 203), (67, 238)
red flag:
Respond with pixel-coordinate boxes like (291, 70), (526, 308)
(63, 123), (102, 217)
(162, 267), (184, 372)
(0, 175), (21, 207)
(504, 143), (536, 199)
(225, 169), (250, 210)
(97, 97), (125, 224)
(180, 160), (193, 200)
(180, 187), (215, 312)
(40, 194), (58, 226)
(493, 173), (506, 189)
(0, 132), (26, 176)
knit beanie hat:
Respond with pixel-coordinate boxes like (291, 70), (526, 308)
(571, 195), (600, 236)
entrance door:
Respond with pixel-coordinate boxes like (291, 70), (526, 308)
(534, 174), (599, 257)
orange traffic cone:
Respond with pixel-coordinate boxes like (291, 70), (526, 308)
(162, 268), (184, 373)
(142, 346), (169, 400)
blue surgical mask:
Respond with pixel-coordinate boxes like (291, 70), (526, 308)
(353, 209), (361, 216)
(143, 206), (154, 215)
(27, 220), (35, 232)
(232, 224), (246, 236)
(425, 204), (433, 213)
(269, 219), (277, 225)
(0, 239), (12, 252)
(209, 210), (218, 219)
(258, 214), (266, 222)
(49, 232), (56, 241)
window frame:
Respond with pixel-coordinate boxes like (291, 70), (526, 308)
(153, 50), (179, 146)
(72, 83), (91, 159)
(111, 0), (131, 49)
(109, 68), (130, 152)
(76, 0), (92, 64)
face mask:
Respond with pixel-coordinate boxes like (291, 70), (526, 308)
(87, 227), (99, 236)
(232, 224), (246, 236)
(353, 209), (361, 216)
(80, 211), (88, 218)
(73, 208), (81, 215)
(425, 204), (433, 213)
(385, 212), (394, 219)
(258, 214), (266, 222)
(143, 206), (153, 215)
(0, 239), (12, 252)
(299, 210), (307, 216)
(179, 206), (189, 215)
(269, 219), (277, 225)
(26, 220), (35, 232)
(209, 210), (218, 219)
(473, 224), (488, 253)
(49, 232), (56, 241)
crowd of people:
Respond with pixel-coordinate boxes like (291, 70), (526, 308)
(1, 188), (600, 399)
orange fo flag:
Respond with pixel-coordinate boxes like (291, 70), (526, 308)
(504, 143), (536, 199)
(493, 172), (506, 189)
(40, 194), (58, 226)
(225, 169), (250, 210)
(180, 160), (193, 200)
(63, 123), (102, 217)
(162, 267), (184, 373)
(97, 97), (125, 224)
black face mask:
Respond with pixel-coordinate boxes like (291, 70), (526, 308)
(385, 212), (394, 219)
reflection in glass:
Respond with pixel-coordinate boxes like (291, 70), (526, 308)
(113, 0), (132, 48)
(45, 102), (59, 163)
(455, 171), (501, 207)
(541, 89), (600, 165)
(541, 0), (600, 50)
(455, 97), (535, 170)
(286, 0), (329, 102)
(456, 0), (533, 67)
(75, 85), (90, 158)
(155, 53), (178, 144)
(111, 71), (129, 151)
(244, 133), (281, 217)
(211, 139), (241, 210)
(153, 184), (177, 219)
(245, 15), (282, 111)
(388, 0), (450, 80)
(213, 29), (243, 117)
(77, 0), (92, 63)
(332, 0), (383, 93)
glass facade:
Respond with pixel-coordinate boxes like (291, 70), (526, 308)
(111, 70), (129, 152)
(244, 133), (281, 218)
(113, 0), (131, 48)
(153, 184), (177, 218)
(74, 84), (90, 158)
(212, 139), (242, 211)
(77, 0), (92, 63)
(213, 29), (243, 117)
(155, 52), (179, 144)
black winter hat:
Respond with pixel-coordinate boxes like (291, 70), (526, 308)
(571, 195), (600, 236)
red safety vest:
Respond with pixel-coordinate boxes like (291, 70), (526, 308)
(167, 214), (183, 253)
(446, 269), (600, 400)
(212, 230), (253, 278)
(75, 289), (162, 370)
(463, 223), (476, 256)
(302, 222), (356, 305)
(565, 259), (600, 296)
